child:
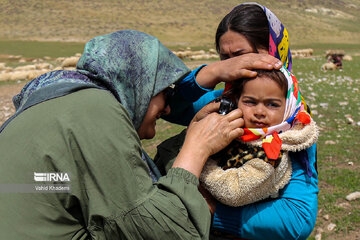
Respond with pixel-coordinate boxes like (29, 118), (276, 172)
(200, 66), (319, 207)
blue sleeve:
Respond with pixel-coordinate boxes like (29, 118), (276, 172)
(163, 66), (223, 125)
(177, 65), (211, 101)
(212, 144), (319, 240)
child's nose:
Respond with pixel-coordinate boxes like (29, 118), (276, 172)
(254, 105), (266, 118)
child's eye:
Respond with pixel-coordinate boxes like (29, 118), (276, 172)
(243, 100), (256, 105)
(267, 102), (280, 108)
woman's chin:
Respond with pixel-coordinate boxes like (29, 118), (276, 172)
(143, 130), (156, 140)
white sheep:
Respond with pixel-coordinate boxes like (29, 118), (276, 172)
(0, 62), (6, 71)
(190, 55), (205, 60)
(321, 62), (337, 71)
(56, 57), (66, 63)
(61, 56), (80, 68)
(209, 48), (217, 54)
(35, 63), (53, 70)
(0, 72), (11, 82)
(9, 71), (29, 81)
(26, 69), (49, 81)
(291, 48), (313, 58)
(343, 55), (353, 61)
(14, 65), (36, 71)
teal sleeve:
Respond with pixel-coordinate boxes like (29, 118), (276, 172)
(177, 65), (211, 101)
(163, 68), (223, 126)
(212, 144), (319, 240)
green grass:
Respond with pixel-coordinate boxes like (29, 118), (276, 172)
(0, 40), (84, 58)
(284, 55), (360, 238)
(1, 0), (360, 46)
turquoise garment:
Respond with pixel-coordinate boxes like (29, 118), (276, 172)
(170, 75), (318, 239)
(163, 65), (221, 126)
(212, 144), (318, 240)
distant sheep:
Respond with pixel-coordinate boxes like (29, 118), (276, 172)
(56, 57), (66, 63)
(9, 71), (29, 81)
(61, 56), (80, 68)
(291, 49), (314, 58)
(26, 69), (49, 81)
(0, 69), (50, 82)
(343, 55), (353, 61)
(321, 62), (337, 71)
(0, 62), (6, 71)
(173, 49), (219, 60)
(35, 63), (53, 70)
(0, 72), (11, 82)
(2, 67), (13, 73)
(14, 65), (36, 71)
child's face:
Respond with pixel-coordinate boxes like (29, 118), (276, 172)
(238, 76), (286, 128)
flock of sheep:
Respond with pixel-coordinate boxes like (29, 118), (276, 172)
(0, 48), (354, 83)
(172, 48), (219, 60)
(0, 54), (81, 82)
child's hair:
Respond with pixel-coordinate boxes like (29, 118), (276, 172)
(222, 69), (288, 105)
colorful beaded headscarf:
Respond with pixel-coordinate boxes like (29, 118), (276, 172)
(223, 2), (292, 93)
(240, 66), (311, 159)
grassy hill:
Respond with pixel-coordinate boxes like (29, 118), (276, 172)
(1, 0), (360, 48)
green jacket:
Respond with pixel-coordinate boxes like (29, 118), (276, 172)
(0, 89), (210, 239)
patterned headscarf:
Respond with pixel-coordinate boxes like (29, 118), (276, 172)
(240, 66), (311, 159)
(223, 2), (292, 93)
(245, 2), (292, 70)
(3, 30), (189, 132)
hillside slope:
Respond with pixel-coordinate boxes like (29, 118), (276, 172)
(1, 0), (360, 46)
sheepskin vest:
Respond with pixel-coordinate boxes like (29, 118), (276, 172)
(200, 119), (319, 207)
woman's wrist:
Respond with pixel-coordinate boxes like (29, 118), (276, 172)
(172, 142), (209, 178)
(195, 64), (220, 89)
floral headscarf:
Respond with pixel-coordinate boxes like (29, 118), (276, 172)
(246, 2), (292, 70)
(2, 30), (189, 132)
(224, 2), (292, 93)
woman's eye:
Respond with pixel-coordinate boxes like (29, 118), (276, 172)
(233, 52), (244, 57)
(220, 54), (229, 60)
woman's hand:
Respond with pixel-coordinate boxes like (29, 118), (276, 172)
(186, 108), (244, 156)
(172, 103), (244, 178)
(190, 101), (221, 124)
(196, 53), (283, 89)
